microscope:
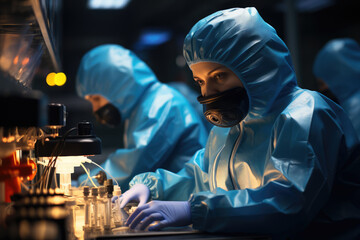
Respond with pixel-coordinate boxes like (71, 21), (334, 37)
(0, 89), (111, 239)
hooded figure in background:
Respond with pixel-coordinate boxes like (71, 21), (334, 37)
(76, 44), (208, 191)
(118, 8), (360, 239)
(168, 81), (213, 132)
(313, 38), (360, 139)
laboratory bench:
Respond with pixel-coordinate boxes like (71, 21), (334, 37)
(81, 226), (271, 240)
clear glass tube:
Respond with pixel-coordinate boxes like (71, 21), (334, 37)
(113, 197), (128, 227)
(59, 173), (71, 195)
(92, 199), (98, 227)
(98, 186), (106, 230)
(104, 198), (111, 229)
(98, 197), (105, 229)
(113, 198), (122, 227)
(84, 197), (90, 228)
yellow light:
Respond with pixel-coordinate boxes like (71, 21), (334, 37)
(54, 72), (66, 86)
(46, 72), (56, 86)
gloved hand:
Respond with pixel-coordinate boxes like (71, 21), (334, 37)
(117, 184), (150, 208)
(125, 200), (192, 231)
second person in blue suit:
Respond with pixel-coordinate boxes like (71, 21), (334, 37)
(313, 38), (360, 139)
(76, 44), (209, 191)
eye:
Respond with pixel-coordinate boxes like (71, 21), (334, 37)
(213, 72), (226, 82)
(194, 78), (205, 87)
(92, 96), (100, 101)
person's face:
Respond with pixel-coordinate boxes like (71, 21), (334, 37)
(85, 94), (109, 112)
(190, 62), (243, 97)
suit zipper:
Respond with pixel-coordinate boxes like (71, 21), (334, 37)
(229, 124), (242, 190)
(211, 144), (225, 191)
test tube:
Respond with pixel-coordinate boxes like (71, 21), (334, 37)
(59, 173), (71, 196)
(65, 197), (77, 237)
(104, 179), (114, 230)
(83, 186), (91, 230)
(113, 185), (128, 227)
(98, 186), (106, 230)
(91, 187), (100, 231)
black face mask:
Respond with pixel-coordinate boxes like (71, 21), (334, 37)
(197, 87), (249, 128)
(94, 103), (122, 127)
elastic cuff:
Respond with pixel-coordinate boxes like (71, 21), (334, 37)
(129, 173), (162, 199)
(188, 194), (208, 231)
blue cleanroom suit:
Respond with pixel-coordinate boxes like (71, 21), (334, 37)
(129, 8), (360, 238)
(313, 38), (360, 139)
(76, 44), (208, 191)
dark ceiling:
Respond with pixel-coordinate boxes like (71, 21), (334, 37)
(57, 0), (286, 94)
(62, 0), (281, 47)
(31, 0), (360, 96)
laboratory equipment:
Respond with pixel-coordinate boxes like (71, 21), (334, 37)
(104, 179), (114, 230)
(98, 186), (107, 229)
(0, 1), (111, 239)
(83, 186), (91, 232)
(35, 120), (102, 191)
(0, 0), (65, 235)
(112, 185), (126, 227)
(94, 170), (107, 185)
(65, 196), (78, 238)
(90, 187), (100, 231)
(35, 121), (101, 157)
(0, 90), (48, 238)
(5, 188), (70, 240)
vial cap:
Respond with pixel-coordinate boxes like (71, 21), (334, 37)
(91, 187), (98, 196)
(99, 186), (106, 196)
(83, 186), (90, 196)
(105, 179), (114, 194)
(113, 185), (122, 196)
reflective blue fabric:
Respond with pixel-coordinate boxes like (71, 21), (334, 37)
(130, 8), (360, 238)
(76, 44), (208, 191)
(313, 38), (360, 138)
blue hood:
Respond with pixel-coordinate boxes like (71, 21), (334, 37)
(76, 44), (158, 119)
(183, 7), (297, 118)
(313, 38), (360, 103)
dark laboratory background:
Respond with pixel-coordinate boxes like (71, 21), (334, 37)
(2, 0), (360, 176)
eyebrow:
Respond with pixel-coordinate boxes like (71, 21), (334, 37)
(208, 66), (225, 75)
(193, 66), (226, 79)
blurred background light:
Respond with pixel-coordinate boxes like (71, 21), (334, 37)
(46, 72), (66, 86)
(87, 0), (131, 9)
(46, 72), (56, 86)
(54, 72), (66, 86)
(134, 28), (172, 51)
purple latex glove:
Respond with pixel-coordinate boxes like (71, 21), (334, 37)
(126, 200), (192, 231)
(118, 184), (150, 208)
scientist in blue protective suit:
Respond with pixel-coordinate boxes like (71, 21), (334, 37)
(116, 7), (360, 239)
(313, 38), (360, 139)
(76, 44), (208, 191)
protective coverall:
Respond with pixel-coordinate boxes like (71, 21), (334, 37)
(129, 8), (360, 238)
(76, 44), (208, 191)
(313, 38), (360, 139)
